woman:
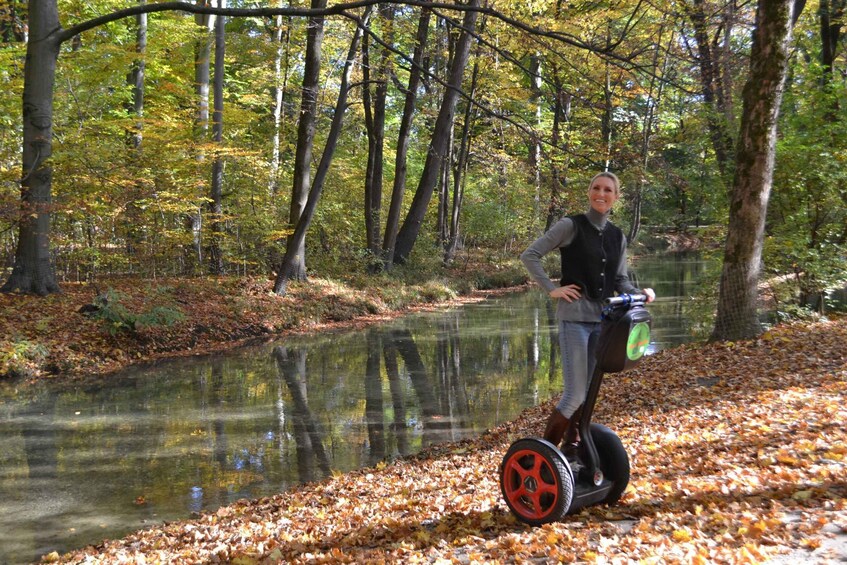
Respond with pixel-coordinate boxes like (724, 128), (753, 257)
(520, 171), (655, 448)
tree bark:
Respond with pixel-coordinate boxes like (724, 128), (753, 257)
(393, 0), (479, 264)
(382, 9), (431, 268)
(190, 1), (215, 270)
(687, 0), (736, 178)
(819, 0), (845, 119)
(123, 3), (147, 258)
(362, 5), (392, 258)
(268, 11), (291, 196)
(282, 0), (326, 284)
(711, 0), (801, 341)
(1, 0), (61, 294)
(444, 56), (479, 264)
(208, 0), (225, 275)
(273, 19), (363, 295)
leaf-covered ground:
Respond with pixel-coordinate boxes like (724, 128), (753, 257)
(49, 316), (846, 564)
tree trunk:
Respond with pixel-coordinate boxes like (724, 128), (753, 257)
(123, 3), (147, 259)
(382, 7), (431, 268)
(127, 6), (146, 151)
(208, 0), (225, 275)
(190, 2), (215, 271)
(819, 0), (845, 119)
(711, 0), (801, 341)
(273, 19), (362, 295)
(2, 0), (61, 295)
(444, 57), (479, 264)
(393, 0), (479, 264)
(601, 60), (614, 171)
(282, 0), (326, 284)
(546, 82), (571, 231)
(362, 5), (392, 258)
(268, 11), (291, 196)
(436, 122), (453, 247)
(687, 0), (736, 178)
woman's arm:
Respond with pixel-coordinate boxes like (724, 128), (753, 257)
(520, 218), (575, 293)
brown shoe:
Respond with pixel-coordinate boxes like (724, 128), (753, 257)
(561, 405), (582, 448)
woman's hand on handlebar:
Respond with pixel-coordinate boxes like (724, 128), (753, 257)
(643, 288), (656, 303)
(550, 284), (582, 303)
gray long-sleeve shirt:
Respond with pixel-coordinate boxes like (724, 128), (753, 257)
(520, 208), (639, 322)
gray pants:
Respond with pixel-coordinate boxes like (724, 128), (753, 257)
(555, 320), (601, 418)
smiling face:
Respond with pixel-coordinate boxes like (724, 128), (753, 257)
(587, 174), (619, 215)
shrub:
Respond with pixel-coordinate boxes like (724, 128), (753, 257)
(86, 288), (186, 335)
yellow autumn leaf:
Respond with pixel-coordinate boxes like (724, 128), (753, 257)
(673, 529), (692, 542)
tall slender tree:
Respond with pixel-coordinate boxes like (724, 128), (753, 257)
(207, 0), (226, 274)
(268, 10), (292, 196)
(190, 0), (216, 269)
(362, 4), (393, 259)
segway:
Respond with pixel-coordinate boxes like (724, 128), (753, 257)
(500, 293), (651, 525)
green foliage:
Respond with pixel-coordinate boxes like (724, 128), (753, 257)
(764, 238), (847, 315)
(87, 287), (185, 335)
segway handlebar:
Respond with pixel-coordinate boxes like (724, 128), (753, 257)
(603, 293), (648, 307)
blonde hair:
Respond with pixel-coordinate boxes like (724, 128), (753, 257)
(588, 171), (621, 195)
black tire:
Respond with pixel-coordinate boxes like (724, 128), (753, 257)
(500, 438), (573, 525)
(589, 423), (630, 504)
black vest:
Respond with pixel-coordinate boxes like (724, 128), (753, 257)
(559, 214), (624, 301)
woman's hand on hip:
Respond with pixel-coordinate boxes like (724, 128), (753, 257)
(550, 284), (582, 302)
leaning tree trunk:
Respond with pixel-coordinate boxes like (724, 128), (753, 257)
(273, 19), (363, 296)
(711, 0), (801, 341)
(382, 7), (430, 268)
(393, 0), (479, 264)
(279, 0), (326, 285)
(2, 0), (61, 295)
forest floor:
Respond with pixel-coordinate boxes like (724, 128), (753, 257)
(43, 311), (847, 563)
(0, 258), (529, 384)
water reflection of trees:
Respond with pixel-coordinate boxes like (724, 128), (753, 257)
(273, 346), (332, 482)
(271, 321), (478, 478)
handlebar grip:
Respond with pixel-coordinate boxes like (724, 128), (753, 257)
(604, 293), (648, 306)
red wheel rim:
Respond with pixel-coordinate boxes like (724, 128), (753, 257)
(501, 448), (561, 521)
